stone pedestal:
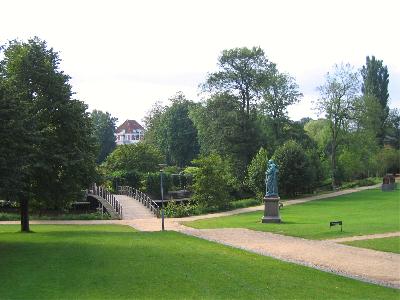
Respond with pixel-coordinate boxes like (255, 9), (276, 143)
(262, 196), (281, 223)
(382, 183), (395, 191)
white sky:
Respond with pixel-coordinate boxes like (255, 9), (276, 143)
(1, 0), (399, 126)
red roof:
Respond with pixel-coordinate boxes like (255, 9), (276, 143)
(116, 120), (144, 133)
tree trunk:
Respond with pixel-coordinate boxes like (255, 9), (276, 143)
(20, 196), (30, 232)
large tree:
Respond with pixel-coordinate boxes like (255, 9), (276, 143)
(361, 56), (389, 145)
(0, 38), (96, 231)
(91, 110), (117, 164)
(315, 63), (360, 189)
(202, 47), (275, 115)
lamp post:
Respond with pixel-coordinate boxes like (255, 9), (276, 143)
(159, 164), (167, 231)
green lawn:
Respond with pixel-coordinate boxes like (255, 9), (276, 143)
(343, 236), (400, 254)
(184, 189), (400, 240)
(0, 225), (397, 299)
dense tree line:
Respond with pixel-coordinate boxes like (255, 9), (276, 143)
(2, 39), (397, 224)
(128, 47), (398, 211)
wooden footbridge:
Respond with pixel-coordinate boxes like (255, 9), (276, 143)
(87, 184), (158, 220)
(117, 186), (160, 218)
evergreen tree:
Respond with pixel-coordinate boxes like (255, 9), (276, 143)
(361, 56), (389, 145)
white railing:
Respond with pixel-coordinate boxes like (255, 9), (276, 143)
(88, 184), (123, 219)
(117, 186), (159, 217)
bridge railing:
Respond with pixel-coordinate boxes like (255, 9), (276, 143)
(89, 184), (123, 219)
(118, 186), (159, 217)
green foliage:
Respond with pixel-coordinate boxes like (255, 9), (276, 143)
(144, 92), (199, 167)
(376, 146), (400, 174)
(0, 38), (97, 219)
(273, 140), (314, 196)
(143, 172), (172, 199)
(246, 147), (268, 199)
(103, 143), (163, 191)
(260, 71), (302, 143)
(304, 119), (331, 152)
(191, 154), (236, 209)
(164, 201), (199, 217)
(229, 198), (261, 209)
(338, 130), (380, 181)
(202, 46), (275, 114)
(361, 56), (390, 145)
(109, 170), (142, 190)
(385, 108), (400, 149)
(91, 110), (117, 164)
(340, 177), (380, 189)
(104, 143), (163, 174)
(190, 93), (261, 180)
(315, 63), (360, 188)
(354, 95), (383, 136)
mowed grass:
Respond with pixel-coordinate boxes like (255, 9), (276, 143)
(0, 225), (397, 299)
(343, 236), (400, 254)
(185, 189), (400, 240)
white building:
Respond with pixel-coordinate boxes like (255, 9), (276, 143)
(115, 120), (145, 145)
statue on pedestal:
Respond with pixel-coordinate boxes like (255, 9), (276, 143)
(262, 159), (281, 223)
(265, 159), (279, 197)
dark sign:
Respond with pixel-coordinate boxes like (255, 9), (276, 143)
(330, 221), (342, 231)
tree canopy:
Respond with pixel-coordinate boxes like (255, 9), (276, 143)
(0, 37), (96, 231)
(202, 47), (275, 115)
(144, 92), (199, 167)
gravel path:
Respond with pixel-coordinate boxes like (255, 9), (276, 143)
(179, 227), (400, 289)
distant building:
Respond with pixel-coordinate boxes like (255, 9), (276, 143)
(115, 120), (145, 145)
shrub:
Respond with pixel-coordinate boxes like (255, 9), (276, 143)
(164, 201), (200, 218)
(273, 140), (313, 197)
(191, 154), (236, 209)
(246, 147), (268, 200)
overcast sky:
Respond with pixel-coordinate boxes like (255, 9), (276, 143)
(1, 0), (399, 126)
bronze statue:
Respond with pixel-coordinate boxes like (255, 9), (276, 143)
(265, 159), (279, 197)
